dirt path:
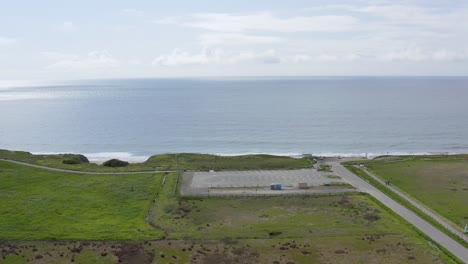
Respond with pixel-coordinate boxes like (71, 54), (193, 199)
(0, 158), (177, 174)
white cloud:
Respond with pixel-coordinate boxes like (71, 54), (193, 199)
(351, 5), (468, 41)
(152, 48), (282, 66)
(294, 53), (361, 62)
(380, 47), (426, 62)
(128, 58), (142, 65)
(0, 36), (16, 45)
(151, 5), (468, 66)
(122, 9), (144, 17)
(3, 2), (468, 78)
(380, 47), (468, 62)
(152, 46), (468, 67)
(157, 12), (358, 33)
(306, 4), (468, 30)
(152, 16), (181, 25)
(289, 54), (312, 63)
(44, 50), (119, 70)
(316, 54), (340, 62)
(41, 51), (78, 60)
(354, 5), (446, 27)
(60, 21), (77, 32)
(199, 33), (281, 46)
(432, 50), (468, 62)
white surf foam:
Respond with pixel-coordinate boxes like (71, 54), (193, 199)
(312, 151), (452, 159)
(84, 152), (150, 163)
(210, 152), (304, 158)
(211, 151), (455, 159)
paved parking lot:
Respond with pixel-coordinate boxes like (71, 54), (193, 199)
(181, 168), (354, 196)
(191, 169), (343, 188)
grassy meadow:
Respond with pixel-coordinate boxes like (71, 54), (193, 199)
(0, 160), (164, 240)
(360, 155), (468, 230)
(157, 193), (406, 240)
(148, 173), (455, 263)
(0, 157), (458, 263)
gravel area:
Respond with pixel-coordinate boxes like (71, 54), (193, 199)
(182, 168), (355, 196)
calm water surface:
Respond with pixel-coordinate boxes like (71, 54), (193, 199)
(1, 77), (467, 161)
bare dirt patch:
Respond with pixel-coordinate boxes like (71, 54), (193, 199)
(114, 243), (155, 264)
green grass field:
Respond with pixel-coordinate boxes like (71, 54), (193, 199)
(0, 160), (164, 240)
(156, 194), (406, 240)
(148, 174), (455, 263)
(0, 149), (313, 172)
(360, 155), (468, 230)
(0, 158), (457, 263)
(144, 153), (313, 171)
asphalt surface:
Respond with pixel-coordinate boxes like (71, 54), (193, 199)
(328, 160), (468, 263)
(190, 168), (343, 188)
(181, 170), (355, 196)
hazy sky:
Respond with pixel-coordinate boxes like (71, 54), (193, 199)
(1, 0), (468, 81)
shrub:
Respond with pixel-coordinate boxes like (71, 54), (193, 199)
(62, 154), (89, 165)
(63, 159), (80, 165)
(318, 164), (332, 172)
(103, 159), (129, 167)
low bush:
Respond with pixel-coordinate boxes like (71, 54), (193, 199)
(103, 159), (129, 167)
(62, 154), (89, 165)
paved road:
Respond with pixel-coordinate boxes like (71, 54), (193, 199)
(327, 160), (468, 263)
(360, 166), (468, 243)
(0, 159), (176, 174)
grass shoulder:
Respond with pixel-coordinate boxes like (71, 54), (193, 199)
(344, 164), (467, 250)
(342, 155), (468, 232)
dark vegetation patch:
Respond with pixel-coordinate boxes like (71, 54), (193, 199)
(337, 195), (353, 208)
(269, 231), (283, 237)
(221, 237), (238, 245)
(318, 164), (332, 172)
(114, 243), (154, 264)
(364, 211), (382, 223)
(62, 154), (89, 164)
(103, 158), (129, 167)
(0, 237), (451, 264)
(198, 245), (259, 264)
(334, 249), (348, 254)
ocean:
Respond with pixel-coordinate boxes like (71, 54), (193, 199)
(1, 77), (468, 162)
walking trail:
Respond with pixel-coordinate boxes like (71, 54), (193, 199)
(0, 158), (176, 174)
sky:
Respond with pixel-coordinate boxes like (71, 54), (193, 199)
(1, 0), (468, 81)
